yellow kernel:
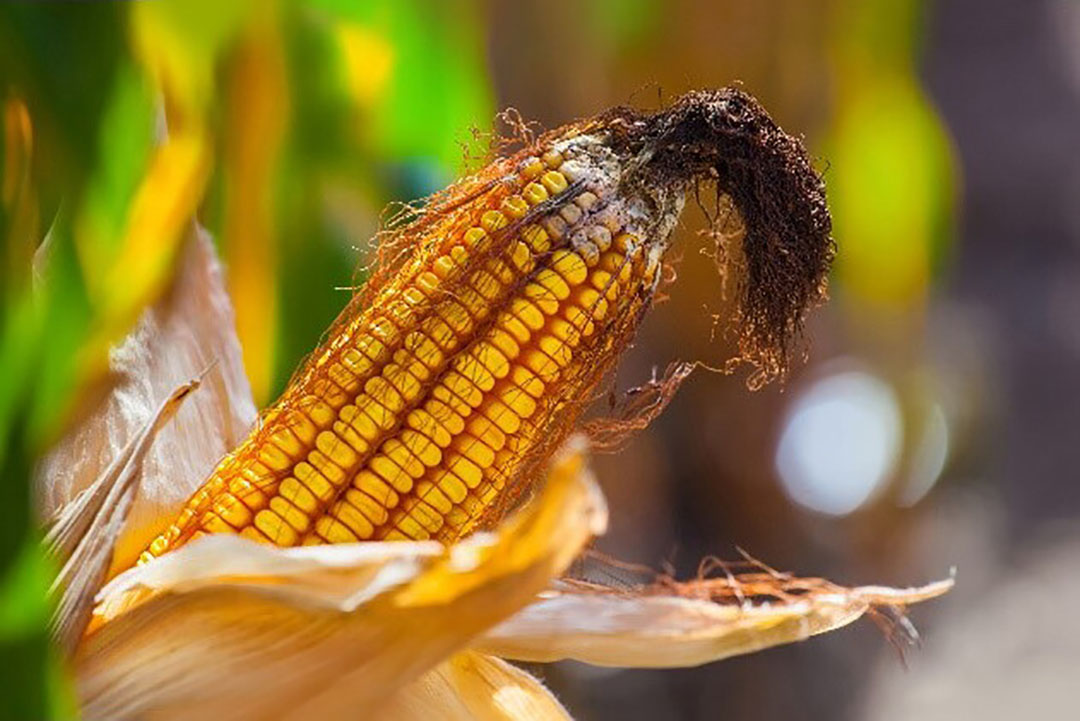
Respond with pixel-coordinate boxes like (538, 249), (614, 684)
(311, 377), (349, 410)
(384, 363), (423, 404)
(417, 272), (440, 293)
(327, 363), (360, 393)
(404, 331), (445, 370)
(240, 526), (272, 545)
(382, 437), (426, 479)
(308, 449), (347, 486)
(405, 500), (444, 534)
(431, 384), (473, 421)
(473, 342), (511, 379)
(498, 311), (532, 343)
(332, 419), (371, 457)
(541, 170), (568, 195)
(551, 249), (589, 285)
(268, 425), (305, 459)
(523, 283), (560, 315)
(453, 353), (496, 393)
(500, 384), (538, 418)
(435, 298), (474, 333)
(463, 226), (487, 248)
(414, 481), (453, 514)
(549, 317), (582, 347)
(420, 316), (457, 351)
(481, 210), (508, 233)
(522, 182), (549, 206)
(542, 150), (563, 168)
(403, 286), (427, 306)
(257, 443), (292, 472)
(521, 224), (551, 252)
(534, 269), (571, 301)
(522, 348), (560, 383)
(356, 335), (389, 363)
(432, 469), (468, 504)
(315, 515), (360, 543)
(501, 195), (529, 219)
(345, 488), (389, 526)
(370, 317), (400, 345)
(341, 348), (375, 378)
(614, 233), (639, 253)
(254, 509), (299, 545)
(487, 328), (521, 359)
(369, 454), (414, 493)
(424, 398), (466, 435)
(486, 257), (516, 285)
(231, 479), (270, 512)
(447, 454), (483, 489)
(335, 497), (376, 538)
(294, 462), (335, 502)
(390, 514), (429, 540)
(399, 428), (442, 467)
(279, 477), (319, 514)
(212, 495), (252, 528)
(433, 255), (456, 279)
(521, 156), (544, 179)
(590, 269), (620, 300)
(340, 404), (380, 443)
(469, 269), (502, 301)
(455, 434), (496, 468)
(467, 413), (507, 451)
(201, 511), (235, 535)
(539, 335), (573, 368)
(364, 375), (406, 413)
(316, 429), (359, 469)
(509, 241), (534, 273)
(299, 396), (336, 428)
(510, 365), (545, 399)
(354, 469), (400, 508)
(482, 397), (522, 435)
(442, 371), (484, 408)
(386, 300), (413, 326)
(450, 244), (470, 266)
(270, 496), (312, 533)
(406, 408), (453, 448)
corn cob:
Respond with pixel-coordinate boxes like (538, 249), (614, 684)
(137, 88), (833, 562)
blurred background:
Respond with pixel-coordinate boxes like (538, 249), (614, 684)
(2, 0), (1078, 718)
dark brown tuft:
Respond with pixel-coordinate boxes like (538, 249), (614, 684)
(600, 87), (835, 386)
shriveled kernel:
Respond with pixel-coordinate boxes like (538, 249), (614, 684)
(574, 239), (600, 267)
(500, 195), (529, 219)
(417, 272), (440, 294)
(614, 233), (639, 253)
(541, 170), (568, 195)
(559, 203), (582, 226)
(575, 191), (598, 210)
(480, 210), (508, 233)
(543, 215), (568, 240)
(433, 255), (456, 279)
(542, 150), (563, 168)
(522, 182), (549, 206)
(587, 225), (613, 251)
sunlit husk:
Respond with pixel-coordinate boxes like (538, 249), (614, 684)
(76, 439), (606, 721)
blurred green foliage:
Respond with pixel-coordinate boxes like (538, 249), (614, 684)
(0, 2), (491, 717)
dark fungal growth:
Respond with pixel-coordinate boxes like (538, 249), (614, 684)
(594, 87), (835, 385)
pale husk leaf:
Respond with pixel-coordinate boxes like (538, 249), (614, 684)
(475, 579), (953, 668)
(76, 438), (607, 721)
(36, 224), (257, 574)
(375, 652), (572, 721)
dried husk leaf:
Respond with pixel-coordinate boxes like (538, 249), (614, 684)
(36, 224), (257, 575)
(75, 438), (606, 721)
(376, 652), (572, 721)
(475, 578), (953, 668)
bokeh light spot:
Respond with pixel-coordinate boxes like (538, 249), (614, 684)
(776, 369), (902, 516)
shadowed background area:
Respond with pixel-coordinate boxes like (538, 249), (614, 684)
(2, 0), (1077, 718)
